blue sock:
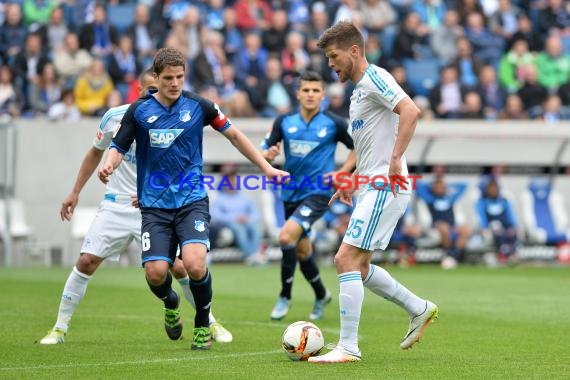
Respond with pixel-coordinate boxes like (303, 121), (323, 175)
(190, 270), (212, 328)
(280, 244), (297, 299)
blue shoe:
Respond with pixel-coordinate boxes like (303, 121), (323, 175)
(270, 296), (290, 320)
(309, 290), (332, 321)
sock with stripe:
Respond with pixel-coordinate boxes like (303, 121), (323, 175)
(190, 270), (212, 328)
(363, 264), (425, 315)
(299, 254), (326, 299)
(279, 244), (297, 299)
(54, 266), (92, 332)
(147, 271), (179, 310)
(177, 275), (216, 324)
(337, 271), (363, 354)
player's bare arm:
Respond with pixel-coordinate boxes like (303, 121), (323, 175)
(222, 126), (290, 182)
(60, 147), (105, 221)
(390, 97), (421, 194)
(98, 147), (125, 184)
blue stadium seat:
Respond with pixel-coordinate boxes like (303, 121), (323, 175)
(107, 3), (136, 34)
(521, 177), (570, 245)
(403, 58), (441, 97)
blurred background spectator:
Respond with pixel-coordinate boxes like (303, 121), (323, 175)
(0, 0), (568, 119)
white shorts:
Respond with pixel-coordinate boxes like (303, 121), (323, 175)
(342, 188), (410, 251)
(81, 199), (141, 261)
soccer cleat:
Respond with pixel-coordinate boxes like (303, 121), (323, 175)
(191, 327), (212, 350)
(270, 296), (291, 320)
(400, 300), (439, 350)
(309, 290), (333, 321)
(210, 322), (233, 343)
(39, 328), (66, 345)
(308, 346), (361, 363)
(164, 306), (183, 341)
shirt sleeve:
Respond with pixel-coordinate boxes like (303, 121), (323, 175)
(200, 97), (232, 132)
(260, 115), (284, 150)
(330, 113), (354, 149)
(367, 68), (407, 111)
(111, 103), (137, 154)
(93, 108), (120, 151)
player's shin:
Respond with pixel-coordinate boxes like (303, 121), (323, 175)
(189, 270), (212, 327)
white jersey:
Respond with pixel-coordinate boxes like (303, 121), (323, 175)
(93, 104), (137, 196)
(349, 64), (410, 192)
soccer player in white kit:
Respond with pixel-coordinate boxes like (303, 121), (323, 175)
(40, 69), (232, 345)
(308, 22), (438, 363)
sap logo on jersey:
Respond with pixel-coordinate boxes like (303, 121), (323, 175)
(290, 139), (318, 157)
(351, 119), (364, 132)
(149, 129), (184, 148)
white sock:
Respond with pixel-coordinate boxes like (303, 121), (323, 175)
(177, 276), (216, 324)
(363, 264), (425, 315)
(337, 271), (363, 354)
(54, 266), (91, 332)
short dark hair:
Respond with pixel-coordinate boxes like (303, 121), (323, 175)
(153, 47), (186, 75)
(139, 67), (154, 83)
(317, 21), (364, 53)
(299, 71), (323, 83)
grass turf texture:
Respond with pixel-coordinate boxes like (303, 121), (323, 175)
(0, 264), (568, 379)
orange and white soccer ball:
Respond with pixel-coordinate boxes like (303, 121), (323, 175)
(282, 321), (325, 361)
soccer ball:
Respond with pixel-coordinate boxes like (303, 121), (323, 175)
(282, 321), (325, 361)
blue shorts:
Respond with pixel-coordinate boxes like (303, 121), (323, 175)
(284, 195), (330, 235)
(141, 197), (210, 266)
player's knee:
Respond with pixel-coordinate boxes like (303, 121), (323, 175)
(186, 265), (207, 281)
(169, 260), (187, 279)
(145, 264), (168, 285)
(279, 230), (296, 246)
(76, 253), (102, 275)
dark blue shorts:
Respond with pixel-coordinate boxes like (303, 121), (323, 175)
(284, 195), (330, 235)
(141, 197), (210, 266)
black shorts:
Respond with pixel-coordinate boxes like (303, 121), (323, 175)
(284, 195), (330, 235)
(141, 197), (210, 266)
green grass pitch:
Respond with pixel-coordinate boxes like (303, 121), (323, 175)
(0, 263), (568, 379)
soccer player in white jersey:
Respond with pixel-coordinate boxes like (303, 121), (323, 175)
(308, 21), (438, 363)
(40, 69), (232, 345)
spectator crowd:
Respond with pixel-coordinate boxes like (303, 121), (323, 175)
(1, 0), (570, 121)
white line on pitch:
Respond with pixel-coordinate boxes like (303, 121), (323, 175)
(0, 350), (284, 372)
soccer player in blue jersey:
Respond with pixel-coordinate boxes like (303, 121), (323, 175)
(98, 48), (289, 350)
(261, 71), (356, 321)
(39, 69), (232, 345)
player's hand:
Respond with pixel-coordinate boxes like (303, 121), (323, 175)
(265, 142), (281, 161)
(329, 188), (354, 207)
(388, 158), (408, 197)
(264, 167), (290, 185)
(60, 193), (79, 221)
(130, 195), (139, 208)
(323, 171), (350, 187)
(98, 163), (114, 184)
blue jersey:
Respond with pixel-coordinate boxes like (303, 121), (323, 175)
(261, 110), (353, 202)
(416, 182), (467, 226)
(476, 196), (516, 229)
(112, 90), (231, 209)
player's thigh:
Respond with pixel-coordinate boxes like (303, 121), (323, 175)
(343, 191), (410, 251)
(141, 207), (179, 266)
(81, 201), (140, 261)
(174, 197), (211, 252)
